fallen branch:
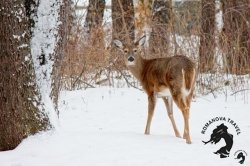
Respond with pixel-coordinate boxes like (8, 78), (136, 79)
(230, 89), (250, 96)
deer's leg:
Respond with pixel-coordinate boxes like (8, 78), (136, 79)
(172, 94), (191, 144)
(182, 91), (194, 140)
(162, 97), (181, 138)
(181, 106), (191, 144)
(144, 94), (156, 135)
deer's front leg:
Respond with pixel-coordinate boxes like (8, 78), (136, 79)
(144, 94), (156, 135)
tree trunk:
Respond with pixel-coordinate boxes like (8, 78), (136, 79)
(0, 0), (50, 151)
(112, 0), (135, 43)
(135, 0), (152, 38)
(85, 0), (105, 32)
(85, 0), (105, 47)
(199, 0), (216, 73)
(148, 0), (172, 58)
(52, 0), (74, 112)
(0, 0), (70, 151)
(221, 0), (250, 74)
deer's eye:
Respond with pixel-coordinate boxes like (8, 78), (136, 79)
(124, 49), (128, 53)
(133, 49), (137, 53)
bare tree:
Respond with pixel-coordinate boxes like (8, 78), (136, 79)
(52, 0), (74, 112)
(85, 0), (105, 46)
(0, 0), (71, 150)
(85, 0), (105, 32)
(199, 0), (216, 72)
(112, 0), (135, 42)
(148, 0), (172, 58)
(221, 0), (250, 74)
(135, 0), (152, 38)
(0, 0), (50, 151)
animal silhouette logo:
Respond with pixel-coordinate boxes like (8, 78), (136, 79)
(202, 123), (233, 158)
(234, 151), (247, 164)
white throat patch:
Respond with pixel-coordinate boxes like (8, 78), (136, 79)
(126, 61), (136, 66)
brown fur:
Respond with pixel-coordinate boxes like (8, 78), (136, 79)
(114, 37), (196, 144)
(131, 55), (195, 94)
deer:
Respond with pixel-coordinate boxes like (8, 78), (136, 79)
(113, 36), (196, 144)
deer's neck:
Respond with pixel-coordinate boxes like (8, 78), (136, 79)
(127, 55), (146, 82)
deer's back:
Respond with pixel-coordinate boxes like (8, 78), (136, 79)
(140, 55), (196, 95)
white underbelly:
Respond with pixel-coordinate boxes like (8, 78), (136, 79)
(156, 88), (172, 98)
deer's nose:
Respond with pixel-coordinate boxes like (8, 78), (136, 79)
(128, 56), (134, 62)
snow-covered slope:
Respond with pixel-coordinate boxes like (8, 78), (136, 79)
(0, 88), (249, 166)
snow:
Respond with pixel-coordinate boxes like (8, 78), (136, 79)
(0, 87), (249, 166)
(1, 0), (248, 165)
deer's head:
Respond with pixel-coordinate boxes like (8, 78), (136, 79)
(113, 36), (146, 66)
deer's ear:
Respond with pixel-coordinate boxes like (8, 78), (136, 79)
(113, 39), (123, 49)
(135, 35), (146, 47)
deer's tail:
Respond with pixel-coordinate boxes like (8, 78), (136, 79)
(182, 68), (196, 95)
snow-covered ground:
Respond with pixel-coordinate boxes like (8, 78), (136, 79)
(0, 88), (249, 166)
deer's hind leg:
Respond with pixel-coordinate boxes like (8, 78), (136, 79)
(172, 92), (191, 144)
(162, 97), (181, 138)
